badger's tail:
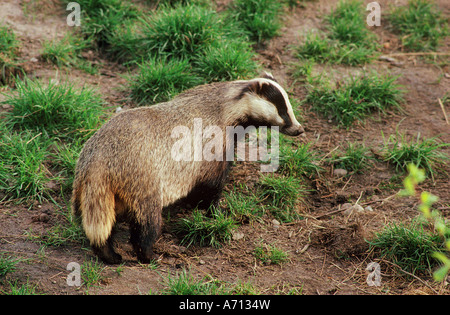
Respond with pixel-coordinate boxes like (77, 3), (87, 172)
(72, 177), (116, 247)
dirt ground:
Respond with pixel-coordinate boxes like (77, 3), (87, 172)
(0, 0), (449, 295)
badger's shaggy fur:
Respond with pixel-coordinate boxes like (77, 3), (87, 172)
(72, 75), (304, 264)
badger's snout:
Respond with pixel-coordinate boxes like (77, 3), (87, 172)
(281, 124), (305, 136)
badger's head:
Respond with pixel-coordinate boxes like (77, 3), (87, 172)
(238, 74), (304, 136)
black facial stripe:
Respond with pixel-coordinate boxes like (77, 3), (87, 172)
(258, 82), (293, 128)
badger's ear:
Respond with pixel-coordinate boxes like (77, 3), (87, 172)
(241, 80), (286, 109)
(261, 72), (277, 82)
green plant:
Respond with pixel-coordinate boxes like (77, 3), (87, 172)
(140, 4), (225, 60)
(227, 0), (283, 43)
(3, 78), (105, 140)
(224, 185), (265, 222)
(326, 0), (377, 47)
(0, 130), (53, 202)
(401, 164), (450, 281)
(381, 133), (449, 181)
(27, 206), (85, 247)
(2, 280), (39, 295)
(160, 269), (224, 295)
(279, 140), (322, 178)
(41, 32), (96, 73)
(0, 26), (19, 55)
(257, 174), (304, 222)
(388, 0), (449, 51)
(62, 0), (140, 50)
(329, 142), (372, 173)
(295, 0), (379, 66)
(175, 207), (237, 248)
(194, 40), (258, 82)
(306, 72), (403, 127)
(0, 26), (22, 86)
(0, 255), (20, 277)
(369, 218), (442, 276)
(128, 57), (202, 105)
(254, 243), (289, 265)
(82, 258), (106, 292)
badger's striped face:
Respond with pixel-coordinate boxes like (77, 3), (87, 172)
(242, 76), (304, 136)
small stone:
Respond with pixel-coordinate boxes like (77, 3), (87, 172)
(364, 205), (374, 212)
(199, 259), (205, 265)
(232, 231), (244, 241)
(333, 168), (348, 177)
(272, 219), (280, 229)
(353, 204), (364, 212)
(343, 203), (364, 216)
(341, 203), (353, 210)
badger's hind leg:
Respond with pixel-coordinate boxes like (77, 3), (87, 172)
(129, 196), (162, 263)
(76, 179), (123, 264)
(92, 236), (122, 265)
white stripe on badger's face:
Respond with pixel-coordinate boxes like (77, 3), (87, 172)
(246, 78), (304, 136)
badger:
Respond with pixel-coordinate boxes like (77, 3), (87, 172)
(71, 74), (304, 264)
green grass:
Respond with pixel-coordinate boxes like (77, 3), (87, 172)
(140, 4), (226, 60)
(160, 269), (225, 295)
(0, 254), (20, 277)
(306, 72), (403, 127)
(40, 33), (97, 74)
(224, 185), (265, 222)
(382, 133), (449, 180)
(368, 218), (444, 276)
(279, 140), (322, 178)
(0, 26), (22, 86)
(128, 57), (203, 105)
(254, 243), (289, 265)
(175, 207), (238, 248)
(326, 0), (377, 46)
(127, 4), (259, 104)
(194, 40), (258, 82)
(159, 268), (262, 295)
(257, 174), (305, 222)
(227, 0), (284, 43)
(62, 0), (141, 52)
(0, 78), (105, 202)
(296, 0), (379, 65)
(3, 78), (105, 140)
(2, 280), (39, 295)
(388, 0), (449, 52)
(328, 142), (373, 174)
(82, 258), (106, 292)
(0, 128), (53, 202)
(0, 26), (19, 55)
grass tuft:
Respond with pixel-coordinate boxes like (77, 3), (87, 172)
(306, 72), (403, 127)
(388, 0), (449, 52)
(175, 207), (237, 248)
(227, 0), (284, 43)
(296, 0), (379, 65)
(368, 219), (443, 276)
(128, 57), (203, 105)
(382, 133), (449, 180)
(254, 243), (289, 265)
(257, 174), (305, 222)
(3, 78), (105, 140)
